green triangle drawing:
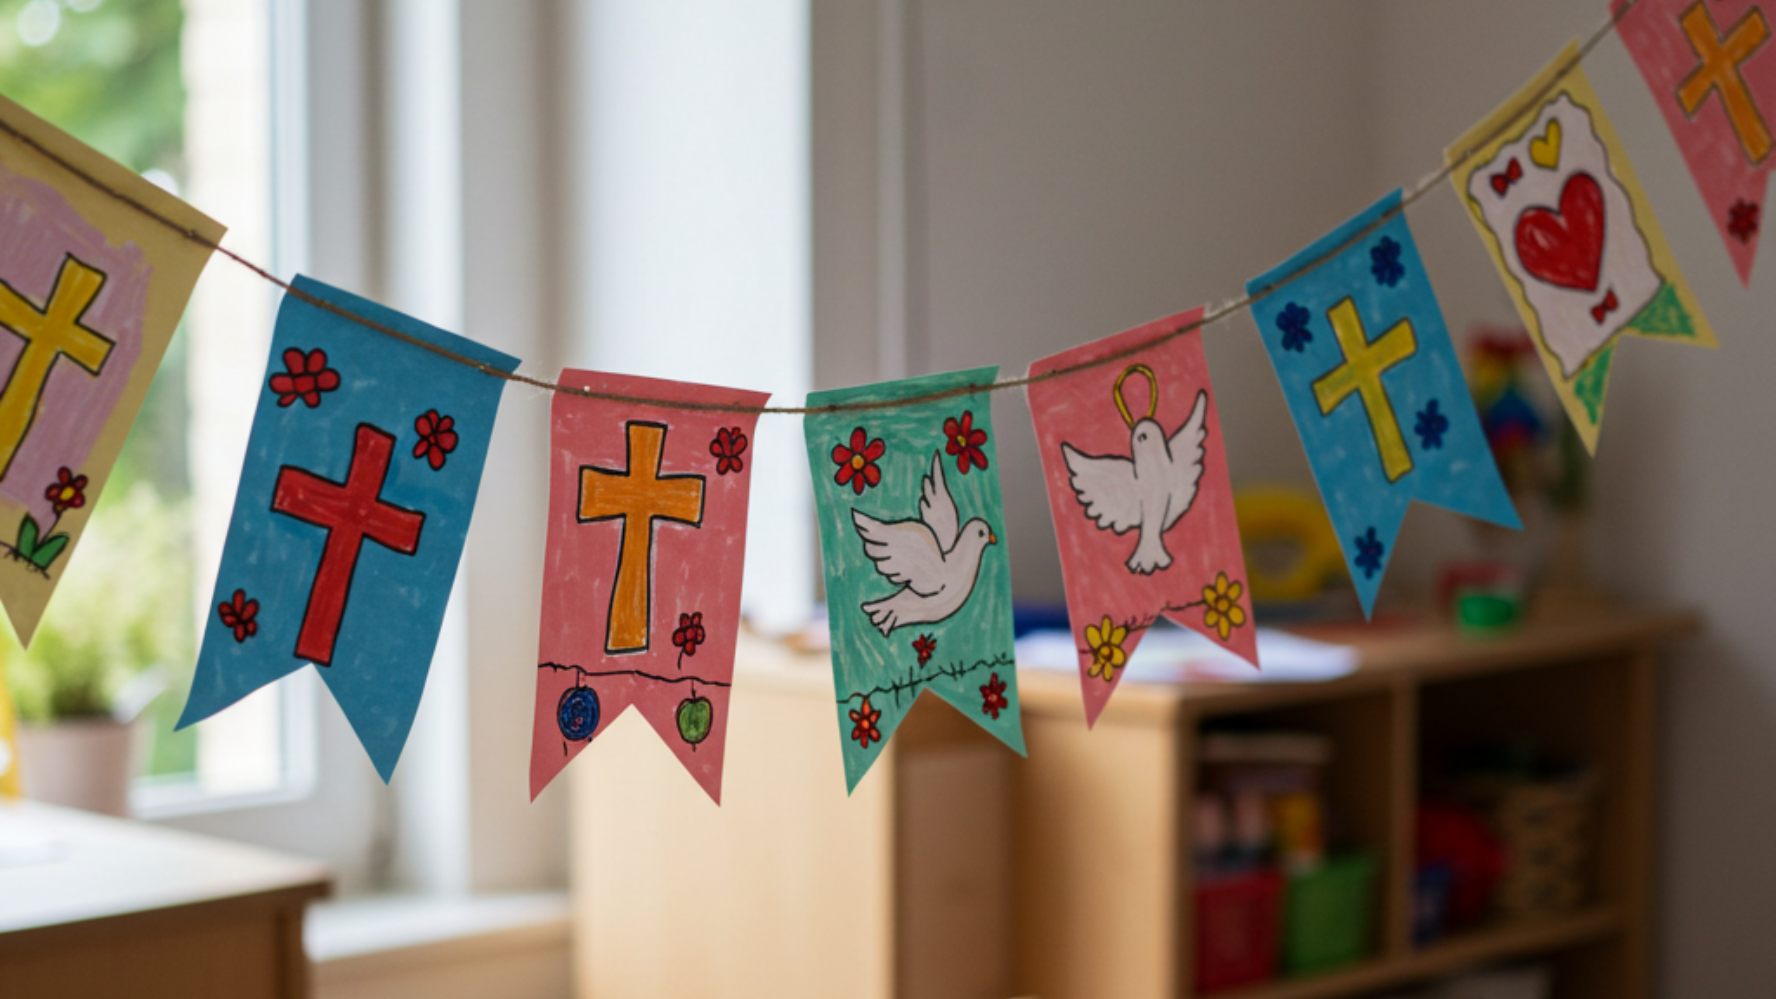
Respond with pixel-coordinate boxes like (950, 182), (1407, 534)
(1573, 343), (1614, 425)
(1623, 282), (1695, 340)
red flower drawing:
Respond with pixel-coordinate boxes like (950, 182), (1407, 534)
(832, 427), (886, 494)
(217, 589), (260, 643)
(980, 672), (1009, 719)
(943, 411), (989, 475)
(912, 633), (936, 666)
(672, 612), (706, 657)
(1729, 199), (1761, 243)
(412, 410), (459, 470)
(849, 696), (883, 748)
(44, 468), (86, 515)
(710, 427), (748, 475)
(268, 348), (341, 408)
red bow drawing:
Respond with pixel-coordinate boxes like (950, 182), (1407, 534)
(1490, 158), (1523, 196)
(1590, 288), (1618, 324)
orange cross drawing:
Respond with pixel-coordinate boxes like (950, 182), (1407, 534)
(0, 255), (116, 479)
(1678, 2), (1773, 164)
(579, 421), (705, 653)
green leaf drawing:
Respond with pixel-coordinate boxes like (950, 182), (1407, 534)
(17, 514), (39, 559)
(29, 534), (69, 570)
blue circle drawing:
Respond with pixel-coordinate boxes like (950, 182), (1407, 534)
(558, 687), (601, 741)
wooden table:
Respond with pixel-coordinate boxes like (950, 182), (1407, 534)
(0, 800), (331, 999)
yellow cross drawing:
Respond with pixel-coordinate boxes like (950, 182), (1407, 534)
(1312, 298), (1417, 484)
(579, 422), (705, 654)
(1678, 1), (1772, 164)
(0, 255), (116, 480)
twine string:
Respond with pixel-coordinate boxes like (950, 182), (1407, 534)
(0, 1), (1638, 417)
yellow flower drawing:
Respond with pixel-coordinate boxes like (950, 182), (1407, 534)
(1202, 572), (1247, 641)
(1085, 616), (1128, 682)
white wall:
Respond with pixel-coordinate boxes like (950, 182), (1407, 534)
(817, 0), (1377, 604)
(842, 1), (1776, 994)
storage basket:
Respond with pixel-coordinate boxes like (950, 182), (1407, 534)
(1194, 868), (1284, 993)
(1282, 853), (1376, 975)
(1488, 773), (1597, 917)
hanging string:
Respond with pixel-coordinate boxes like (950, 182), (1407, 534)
(0, 0), (1640, 417)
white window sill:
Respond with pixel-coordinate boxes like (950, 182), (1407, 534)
(307, 891), (572, 998)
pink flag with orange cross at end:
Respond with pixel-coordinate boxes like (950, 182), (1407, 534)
(0, 95), (222, 646)
(1027, 308), (1257, 727)
(529, 370), (769, 803)
(1617, 0), (1776, 285)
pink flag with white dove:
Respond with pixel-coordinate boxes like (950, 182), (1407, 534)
(1028, 308), (1257, 727)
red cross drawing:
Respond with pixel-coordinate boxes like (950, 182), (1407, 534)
(272, 423), (426, 665)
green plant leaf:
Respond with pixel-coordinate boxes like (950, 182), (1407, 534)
(30, 534), (70, 569)
(17, 514), (39, 558)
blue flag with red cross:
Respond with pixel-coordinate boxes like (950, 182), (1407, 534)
(1245, 191), (1519, 617)
(177, 276), (517, 781)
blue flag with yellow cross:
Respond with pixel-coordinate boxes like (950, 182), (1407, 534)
(1246, 190), (1519, 616)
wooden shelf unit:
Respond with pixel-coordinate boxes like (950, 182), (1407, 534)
(1015, 609), (1694, 999)
(570, 609), (1693, 999)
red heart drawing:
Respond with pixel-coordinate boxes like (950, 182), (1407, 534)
(1512, 172), (1605, 292)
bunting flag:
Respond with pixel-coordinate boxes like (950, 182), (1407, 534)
(0, 672), (18, 798)
(1617, 0), (1776, 285)
(0, 95), (222, 646)
(803, 368), (1023, 790)
(1247, 191), (1521, 617)
(528, 371), (768, 803)
(177, 277), (518, 781)
(1027, 309), (1257, 726)
(1448, 42), (1716, 453)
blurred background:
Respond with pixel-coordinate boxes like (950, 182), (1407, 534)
(1, 1), (1770, 997)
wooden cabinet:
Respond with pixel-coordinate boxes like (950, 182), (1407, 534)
(1016, 610), (1692, 999)
(572, 611), (1693, 999)
(572, 644), (1018, 999)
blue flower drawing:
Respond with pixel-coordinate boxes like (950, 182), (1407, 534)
(1371, 236), (1405, 287)
(1277, 302), (1313, 353)
(1354, 527), (1385, 579)
(1415, 399), (1449, 450)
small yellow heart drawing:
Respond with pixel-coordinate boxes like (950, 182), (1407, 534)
(1529, 118), (1562, 170)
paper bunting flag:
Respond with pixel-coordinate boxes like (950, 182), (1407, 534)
(0, 672), (18, 798)
(803, 368), (1023, 790)
(1617, 0), (1776, 284)
(0, 95), (222, 645)
(1247, 191), (1520, 616)
(529, 371), (768, 803)
(1027, 309), (1256, 726)
(1447, 43), (1717, 453)
(177, 277), (517, 781)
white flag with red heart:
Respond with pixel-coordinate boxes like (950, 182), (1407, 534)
(1448, 44), (1715, 453)
(1465, 94), (1661, 378)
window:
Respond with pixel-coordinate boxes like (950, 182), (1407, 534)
(0, 0), (306, 813)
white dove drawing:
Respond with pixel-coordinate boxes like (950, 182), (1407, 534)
(851, 452), (998, 636)
(1061, 388), (1209, 575)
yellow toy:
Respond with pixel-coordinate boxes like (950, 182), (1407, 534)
(1234, 486), (1345, 603)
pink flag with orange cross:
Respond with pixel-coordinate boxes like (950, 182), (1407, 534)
(1617, 0), (1776, 284)
(529, 370), (768, 802)
(1027, 308), (1256, 727)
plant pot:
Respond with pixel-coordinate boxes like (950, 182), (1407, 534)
(15, 717), (136, 817)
